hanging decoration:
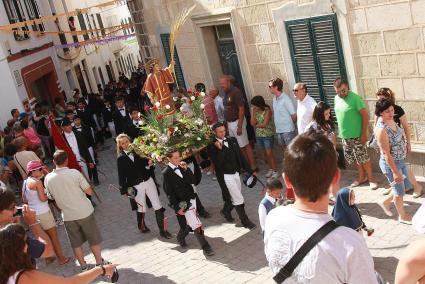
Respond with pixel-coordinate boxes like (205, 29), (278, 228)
(54, 33), (135, 49)
(0, 0), (127, 30)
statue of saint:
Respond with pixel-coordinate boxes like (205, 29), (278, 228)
(142, 59), (176, 115)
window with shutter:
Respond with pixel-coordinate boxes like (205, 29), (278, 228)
(77, 12), (89, 41)
(285, 14), (347, 110)
(160, 33), (186, 89)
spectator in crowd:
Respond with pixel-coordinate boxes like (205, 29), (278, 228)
(44, 150), (109, 271)
(101, 99), (115, 138)
(10, 108), (20, 123)
(333, 77), (378, 190)
(264, 131), (377, 283)
(20, 120), (41, 154)
(23, 160), (70, 265)
(12, 136), (39, 180)
(202, 88), (218, 126)
(34, 107), (53, 161)
(293, 82), (316, 134)
(395, 238), (425, 284)
(0, 188), (54, 262)
(209, 87), (225, 123)
(250, 95), (278, 179)
(126, 107), (144, 140)
(258, 179), (283, 233)
(269, 78), (297, 150)
(375, 98), (412, 224)
(0, 223), (117, 283)
(219, 75), (256, 172)
(375, 87), (422, 198)
(54, 97), (66, 118)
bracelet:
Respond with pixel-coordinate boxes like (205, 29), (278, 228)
(100, 265), (106, 276)
(29, 220), (40, 227)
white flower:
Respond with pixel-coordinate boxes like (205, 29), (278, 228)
(195, 118), (203, 125)
(190, 96), (195, 101)
(173, 96), (178, 101)
(180, 106), (184, 112)
(174, 126), (178, 132)
(196, 137), (201, 141)
(200, 91), (206, 97)
(155, 102), (161, 107)
(165, 104), (171, 110)
(200, 103), (205, 109)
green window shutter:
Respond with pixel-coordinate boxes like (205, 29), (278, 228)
(286, 14), (347, 109)
(160, 33), (186, 89)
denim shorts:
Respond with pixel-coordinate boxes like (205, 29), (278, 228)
(256, 136), (274, 149)
(379, 157), (412, 196)
(277, 131), (297, 146)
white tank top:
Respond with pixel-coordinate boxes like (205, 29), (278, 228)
(7, 270), (23, 284)
(23, 178), (50, 215)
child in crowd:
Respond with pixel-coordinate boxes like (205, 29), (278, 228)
(258, 179), (283, 233)
(332, 187), (374, 236)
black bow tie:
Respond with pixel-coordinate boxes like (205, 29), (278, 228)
(173, 166), (181, 171)
(119, 108), (125, 111)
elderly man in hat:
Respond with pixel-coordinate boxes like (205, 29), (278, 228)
(142, 59), (176, 115)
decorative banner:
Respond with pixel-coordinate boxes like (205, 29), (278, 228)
(0, 0), (127, 30)
(54, 33), (135, 49)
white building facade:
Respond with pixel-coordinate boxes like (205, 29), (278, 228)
(0, 0), (140, 126)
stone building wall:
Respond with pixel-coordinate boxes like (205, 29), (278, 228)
(134, 0), (425, 146)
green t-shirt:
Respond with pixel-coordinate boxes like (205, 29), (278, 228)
(334, 91), (366, 139)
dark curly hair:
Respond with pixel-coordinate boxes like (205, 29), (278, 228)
(312, 101), (334, 132)
(0, 224), (34, 284)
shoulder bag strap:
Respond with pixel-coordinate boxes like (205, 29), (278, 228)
(273, 220), (340, 283)
(14, 154), (27, 175)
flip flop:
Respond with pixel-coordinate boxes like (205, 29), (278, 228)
(378, 202), (393, 217)
(59, 257), (72, 266)
(398, 218), (412, 225)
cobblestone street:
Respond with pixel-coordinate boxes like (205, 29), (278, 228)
(39, 140), (425, 284)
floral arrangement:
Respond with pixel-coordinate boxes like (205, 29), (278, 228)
(129, 90), (212, 162)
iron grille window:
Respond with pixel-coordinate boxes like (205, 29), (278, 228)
(23, 0), (44, 32)
(285, 14), (347, 110)
(3, 0), (30, 41)
(77, 12), (89, 41)
(96, 14), (105, 36)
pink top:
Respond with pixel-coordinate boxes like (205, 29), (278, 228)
(203, 96), (218, 125)
(23, 128), (41, 146)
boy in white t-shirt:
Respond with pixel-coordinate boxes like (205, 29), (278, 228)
(264, 131), (377, 284)
(258, 179), (283, 233)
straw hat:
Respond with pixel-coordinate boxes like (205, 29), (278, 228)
(144, 58), (159, 72)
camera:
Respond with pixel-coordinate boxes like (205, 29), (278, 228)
(14, 206), (23, 217)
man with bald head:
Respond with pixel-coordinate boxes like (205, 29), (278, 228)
(293, 82), (316, 134)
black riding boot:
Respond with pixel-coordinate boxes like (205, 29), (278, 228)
(195, 194), (211, 218)
(155, 209), (172, 239)
(235, 204), (256, 229)
(136, 212), (150, 233)
(194, 228), (214, 256)
(176, 215), (190, 248)
(220, 200), (234, 222)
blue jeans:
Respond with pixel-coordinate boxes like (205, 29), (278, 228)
(277, 131), (297, 146)
(379, 157), (412, 196)
(256, 136), (274, 149)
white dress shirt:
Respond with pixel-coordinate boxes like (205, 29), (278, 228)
(124, 150), (134, 162)
(216, 137), (229, 148)
(119, 108), (126, 117)
(64, 131), (82, 161)
(297, 94), (317, 134)
(168, 162), (183, 178)
(258, 194), (277, 231)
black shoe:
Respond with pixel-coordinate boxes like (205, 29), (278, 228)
(203, 245), (215, 256)
(220, 210), (234, 222)
(178, 238), (188, 248)
(243, 220), (256, 230)
(90, 200), (97, 208)
(160, 230), (172, 239)
(93, 180), (100, 186)
(139, 226), (150, 233)
(198, 210), (211, 219)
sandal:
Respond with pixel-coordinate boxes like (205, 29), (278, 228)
(59, 257), (72, 266)
(350, 179), (368, 187)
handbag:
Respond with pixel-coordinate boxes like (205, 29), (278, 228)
(412, 201), (425, 234)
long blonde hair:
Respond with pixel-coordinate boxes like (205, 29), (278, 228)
(115, 133), (131, 156)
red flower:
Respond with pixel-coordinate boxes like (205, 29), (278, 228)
(189, 100), (193, 105)
(139, 140), (144, 144)
(169, 127), (175, 134)
(152, 106), (158, 111)
(195, 92), (200, 97)
(144, 105), (150, 111)
(157, 114), (164, 120)
(187, 90), (193, 94)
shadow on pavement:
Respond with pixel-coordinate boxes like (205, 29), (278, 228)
(374, 256), (398, 284)
(92, 268), (177, 284)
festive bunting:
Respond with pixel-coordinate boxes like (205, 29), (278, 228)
(54, 33), (135, 49)
(0, 0), (127, 30)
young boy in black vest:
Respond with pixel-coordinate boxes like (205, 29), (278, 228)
(258, 179), (283, 233)
(162, 148), (214, 256)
